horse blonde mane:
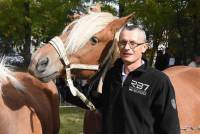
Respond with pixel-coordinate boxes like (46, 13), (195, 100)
(62, 12), (118, 55)
(0, 58), (25, 94)
(110, 28), (121, 65)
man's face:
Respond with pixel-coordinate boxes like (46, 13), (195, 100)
(118, 29), (148, 65)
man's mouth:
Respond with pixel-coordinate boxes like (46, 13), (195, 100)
(122, 53), (133, 56)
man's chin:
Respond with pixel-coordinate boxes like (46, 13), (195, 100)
(121, 57), (135, 64)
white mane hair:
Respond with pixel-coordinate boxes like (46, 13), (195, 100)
(62, 12), (118, 55)
(0, 57), (25, 95)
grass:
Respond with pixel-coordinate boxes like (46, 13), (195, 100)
(59, 106), (85, 134)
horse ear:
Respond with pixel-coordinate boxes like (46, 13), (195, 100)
(107, 13), (135, 33)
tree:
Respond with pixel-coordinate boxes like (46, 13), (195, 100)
(24, 0), (31, 65)
(115, 0), (200, 65)
(0, 0), (82, 66)
(1, 0), (199, 66)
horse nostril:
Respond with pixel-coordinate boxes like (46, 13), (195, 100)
(36, 57), (49, 73)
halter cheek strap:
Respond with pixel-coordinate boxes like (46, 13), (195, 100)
(49, 36), (69, 66)
(49, 36), (96, 111)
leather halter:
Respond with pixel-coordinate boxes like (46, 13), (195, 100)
(49, 35), (116, 111)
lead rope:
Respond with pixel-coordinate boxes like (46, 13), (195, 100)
(96, 33), (119, 93)
(65, 70), (96, 111)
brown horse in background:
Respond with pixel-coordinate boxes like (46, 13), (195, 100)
(0, 62), (60, 134)
(28, 11), (200, 134)
(164, 66), (200, 134)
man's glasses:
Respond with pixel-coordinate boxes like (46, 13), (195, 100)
(118, 40), (147, 49)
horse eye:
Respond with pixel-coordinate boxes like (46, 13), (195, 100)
(90, 36), (99, 45)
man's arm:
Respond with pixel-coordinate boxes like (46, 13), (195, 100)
(152, 75), (180, 134)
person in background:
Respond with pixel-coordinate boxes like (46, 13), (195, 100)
(188, 55), (200, 67)
(155, 47), (176, 71)
(155, 49), (169, 70)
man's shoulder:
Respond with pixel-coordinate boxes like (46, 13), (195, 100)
(145, 67), (169, 81)
(145, 68), (174, 94)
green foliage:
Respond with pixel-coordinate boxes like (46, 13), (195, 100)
(0, 0), (199, 63)
(30, 0), (82, 43)
(0, 0), (25, 45)
(102, 4), (117, 15)
(0, 0), (82, 48)
(122, 0), (175, 45)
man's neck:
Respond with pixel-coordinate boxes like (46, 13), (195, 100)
(124, 59), (143, 74)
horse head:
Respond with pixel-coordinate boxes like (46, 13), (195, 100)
(28, 12), (133, 82)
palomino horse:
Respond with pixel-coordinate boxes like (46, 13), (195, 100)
(28, 12), (200, 134)
(0, 60), (60, 134)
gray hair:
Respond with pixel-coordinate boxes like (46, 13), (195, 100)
(121, 24), (147, 43)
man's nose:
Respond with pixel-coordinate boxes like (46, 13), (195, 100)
(124, 42), (131, 50)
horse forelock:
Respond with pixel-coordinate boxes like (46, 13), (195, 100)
(0, 58), (25, 94)
(63, 12), (118, 55)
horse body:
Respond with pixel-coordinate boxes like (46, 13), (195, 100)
(164, 66), (200, 133)
(0, 69), (60, 134)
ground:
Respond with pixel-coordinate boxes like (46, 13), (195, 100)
(59, 106), (85, 134)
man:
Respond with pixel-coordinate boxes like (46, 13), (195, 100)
(92, 24), (180, 134)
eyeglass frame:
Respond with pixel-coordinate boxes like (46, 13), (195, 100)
(118, 40), (148, 50)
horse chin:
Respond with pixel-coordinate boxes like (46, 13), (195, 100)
(39, 72), (59, 83)
(71, 70), (96, 79)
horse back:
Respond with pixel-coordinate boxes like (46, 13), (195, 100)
(164, 66), (200, 129)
